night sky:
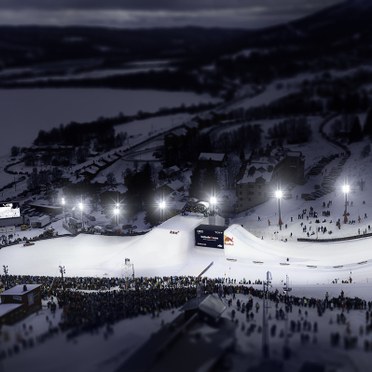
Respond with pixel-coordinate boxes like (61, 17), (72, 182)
(0, 0), (342, 28)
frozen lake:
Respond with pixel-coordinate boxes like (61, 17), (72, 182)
(0, 88), (217, 155)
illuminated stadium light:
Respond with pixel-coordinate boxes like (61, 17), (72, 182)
(61, 197), (66, 221)
(113, 204), (121, 226)
(342, 182), (350, 223)
(209, 195), (217, 216)
(210, 196), (217, 206)
(342, 184), (350, 194)
(275, 189), (283, 199)
(275, 189), (283, 230)
(78, 201), (84, 228)
(157, 199), (167, 223)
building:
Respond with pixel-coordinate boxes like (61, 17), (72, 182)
(0, 201), (22, 227)
(198, 152), (227, 168)
(236, 160), (275, 212)
(118, 294), (234, 372)
(272, 150), (305, 185)
(235, 148), (305, 213)
(156, 180), (185, 197)
(162, 165), (181, 179)
(26, 215), (51, 228)
(0, 284), (42, 325)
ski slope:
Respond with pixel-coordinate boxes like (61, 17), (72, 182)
(0, 215), (207, 278)
(2, 215), (372, 287)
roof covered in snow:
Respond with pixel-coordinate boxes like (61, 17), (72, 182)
(198, 152), (226, 162)
(237, 161), (274, 184)
(199, 294), (226, 319)
(167, 180), (184, 191)
(1, 284), (42, 296)
(0, 303), (23, 317)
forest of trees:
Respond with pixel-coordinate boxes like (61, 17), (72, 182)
(268, 118), (312, 144)
(32, 102), (218, 150)
(331, 114), (364, 143)
(121, 163), (167, 226)
(363, 107), (372, 138)
(163, 127), (212, 167)
(215, 124), (262, 153)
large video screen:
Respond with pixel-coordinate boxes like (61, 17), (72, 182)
(0, 202), (21, 219)
(195, 224), (226, 249)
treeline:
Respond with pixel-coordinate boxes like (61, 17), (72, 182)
(268, 118), (312, 144)
(0, 26), (249, 71)
(301, 71), (372, 113)
(330, 107), (372, 144)
(224, 95), (323, 123)
(33, 102), (218, 148)
(123, 163), (173, 226)
(2, 70), (223, 97)
(34, 121), (117, 149)
(215, 124), (262, 153)
(163, 127), (212, 167)
(26, 167), (64, 192)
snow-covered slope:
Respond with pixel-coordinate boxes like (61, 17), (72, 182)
(2, 212), (372, 288)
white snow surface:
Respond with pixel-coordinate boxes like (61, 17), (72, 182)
(1, 213), (372, 294)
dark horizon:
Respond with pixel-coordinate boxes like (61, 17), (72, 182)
(0, 0), (342, 29)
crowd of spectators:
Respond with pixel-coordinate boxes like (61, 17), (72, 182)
(1, 274), (370, 329)
(1, 273), (372, 366)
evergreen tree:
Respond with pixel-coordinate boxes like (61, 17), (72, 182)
(106, 172), (117, 187)
(189, 167), (202, 198)
(363, 108), (372, 137)
(349, 115), (363, 142)
(10, 146), (20, 157)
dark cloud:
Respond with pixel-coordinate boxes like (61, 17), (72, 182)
(0, 0), (342, 28)
(0, 0), (341, 11)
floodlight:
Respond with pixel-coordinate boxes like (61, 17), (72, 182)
(275, 189), (283, 199)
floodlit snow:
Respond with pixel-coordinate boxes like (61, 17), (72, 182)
(0, 212), (372, 293)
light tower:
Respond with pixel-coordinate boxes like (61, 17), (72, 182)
(78, 201), (84, 229)
(61, 197), (66, 222)
(114, 203), (120, 226)
(262, 271), (272, 359)
(59, 265), (66, 290)
(342, 183), (350, 224)
(209, 195), (217, 215)
(158, 199), (166, 223)
(3, 265), (9, 290)
(275, 189), (283, 230)
(209, 195), (217, 224)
